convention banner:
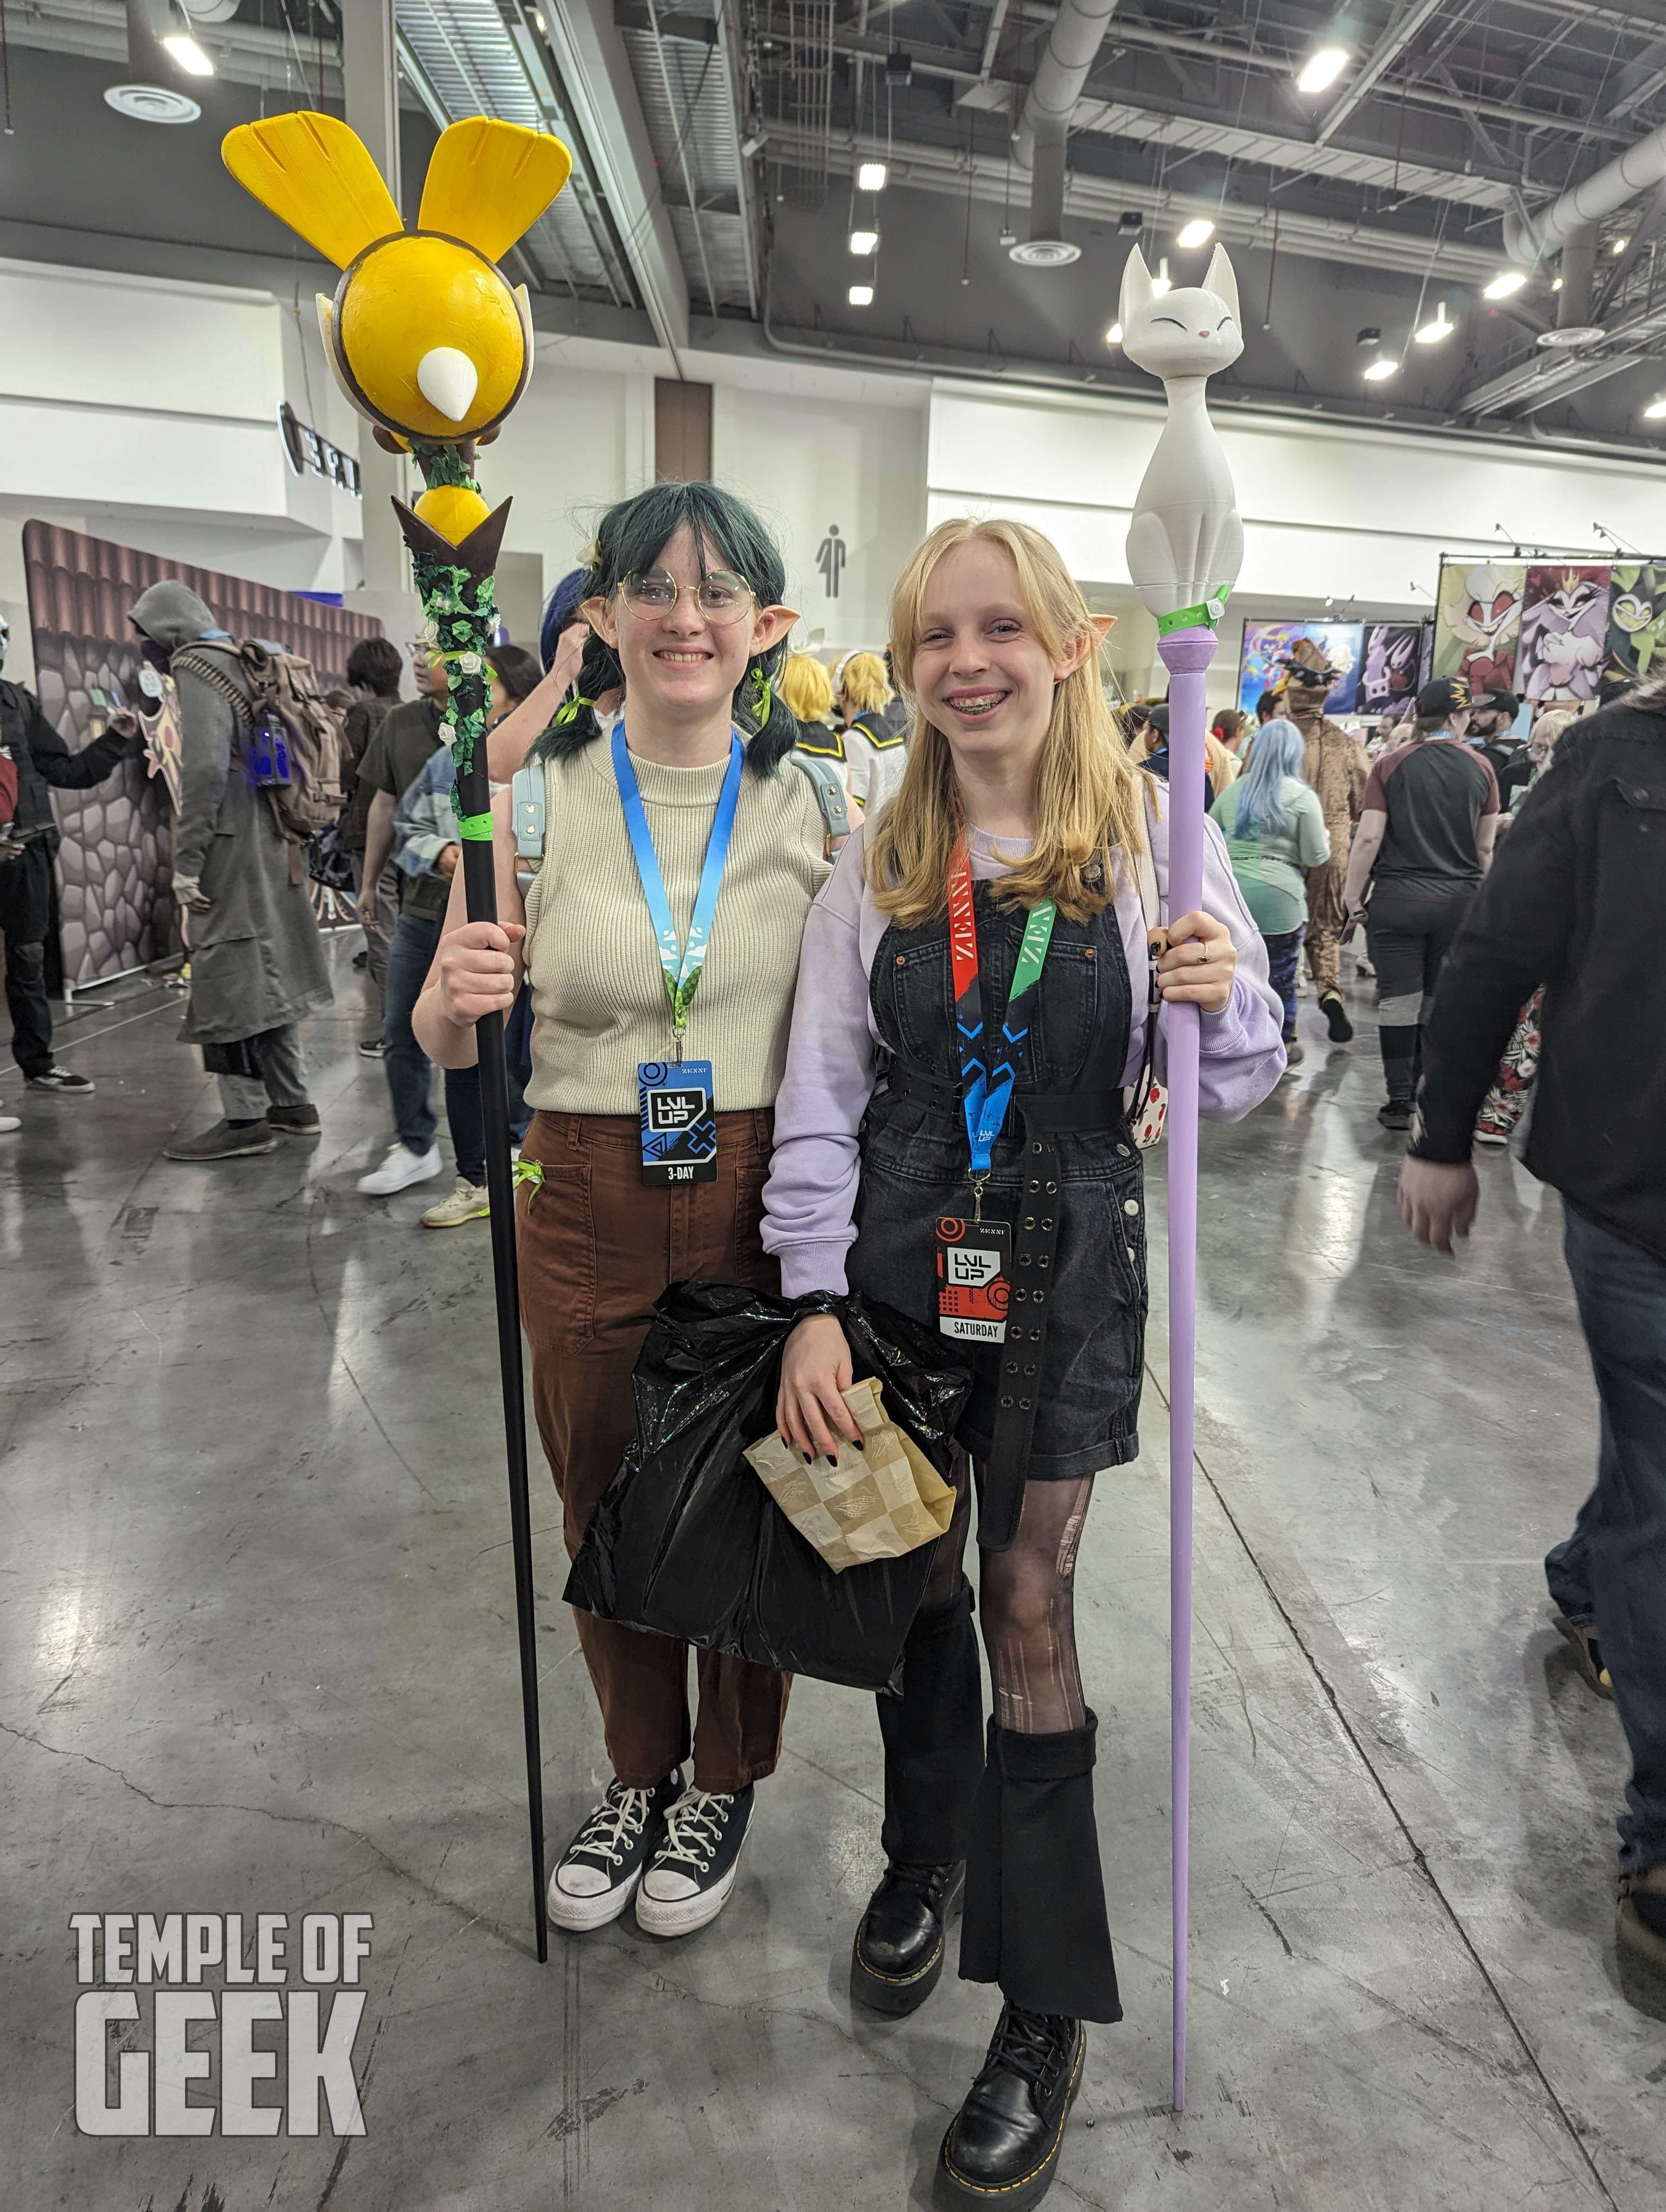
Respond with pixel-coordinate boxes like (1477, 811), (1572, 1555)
(1359, 622), (1422, 718)
(1236, 620), (1303, 714)
(1235, 619), (1363, 715)
(22, 521), (383, 990)
(1432, 558), (1526, 693)
(1518, 563), (1610, 704)
(1603, 561), (1666, 700)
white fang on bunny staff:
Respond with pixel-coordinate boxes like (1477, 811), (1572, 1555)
(1120, 244), (1245, 622)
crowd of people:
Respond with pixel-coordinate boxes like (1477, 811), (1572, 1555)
(2, 485), (1660, 2207)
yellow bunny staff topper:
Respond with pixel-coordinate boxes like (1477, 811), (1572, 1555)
(222, 110), (571, 564)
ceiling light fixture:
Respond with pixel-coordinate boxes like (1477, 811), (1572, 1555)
(1296, 46), (1349, 94)
(848, 228), (880, 256)
(1613, 235), (1630, 255)
(1552, 276), (1564, 291)
(849, 284), (875, 307)
(162, 33), (215, 76)
(1414, 302), (1454, 344)
(1644, 396), (1666, 420)
(857, 160), (888, 192)
(1151, 256), (1172, 297)
(1176, 217), (1214, 249)
(1483, 269), (1527, 299)
(1106, 321), (1123, 345)
(1363, 356), (1399, 381)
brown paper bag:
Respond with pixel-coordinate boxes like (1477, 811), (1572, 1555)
(744, 1376), (956, 1574)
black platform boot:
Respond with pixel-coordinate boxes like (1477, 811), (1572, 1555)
(853, 1860), (966, 2015)
(938, 2003), (1085, 2209)
(852, 1579), (983, 2017)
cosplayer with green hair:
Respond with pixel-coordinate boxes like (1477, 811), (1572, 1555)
(540, 480), (804, 770)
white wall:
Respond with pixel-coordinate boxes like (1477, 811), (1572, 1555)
(496, 345), (653, 586)
(0, 259), (363, 555)
(713, 378), (926, 654)
(927, 382), (1666, 606)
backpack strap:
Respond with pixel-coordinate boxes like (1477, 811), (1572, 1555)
(171, 646), (251, 725)
(511, 761), (545, 865)
(788, 749), (851, 857)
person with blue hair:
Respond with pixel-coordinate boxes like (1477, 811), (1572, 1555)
(1210, 715), (1330, 1063)
(481, 565), (601, 781)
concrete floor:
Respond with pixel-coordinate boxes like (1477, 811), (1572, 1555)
(3, 941), (1662, 2212)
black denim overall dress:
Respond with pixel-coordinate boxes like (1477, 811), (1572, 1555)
(845, 874), (1149, 1547)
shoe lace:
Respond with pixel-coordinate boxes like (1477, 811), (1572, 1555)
(985, 2005), (1068, 2094)
(569, 1783), (652, 1870)
(655, 1789), (731, 1874)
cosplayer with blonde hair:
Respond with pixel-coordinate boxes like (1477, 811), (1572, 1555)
(830, 647), (909, 814)
(760, 513), (1284, 2208)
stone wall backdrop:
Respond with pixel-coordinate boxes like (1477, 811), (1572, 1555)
(23, 523), (383, 991)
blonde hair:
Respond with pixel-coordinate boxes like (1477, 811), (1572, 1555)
(837, 651), (892, 715)
(779, 651), (833, 724)
(868, 517), (1149, 925)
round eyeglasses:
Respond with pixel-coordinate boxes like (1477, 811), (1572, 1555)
(618, 568), (756, 626)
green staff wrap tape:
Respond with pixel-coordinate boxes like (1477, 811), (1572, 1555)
(456, 813), (495, 841)
(1156, 587), (1232, 636)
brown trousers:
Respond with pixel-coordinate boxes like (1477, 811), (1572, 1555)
(518, 1107), (791, 1793)
(1304, 857), (1348, 996)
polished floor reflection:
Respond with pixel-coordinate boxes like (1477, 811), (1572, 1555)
(2, 947), (1661, 2211)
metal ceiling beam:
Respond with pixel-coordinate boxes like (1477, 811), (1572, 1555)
(541, 0), (691, 367)
(714, 0), (762, 317)
(1458, 295), (1666, 415)
(740, 10), (1637, 154)
(1315, 0), (1449, 148)
(764, 119), (1507, 281)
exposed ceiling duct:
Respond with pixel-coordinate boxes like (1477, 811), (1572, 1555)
(1008, 0), (1121, 268)
(1505, 113), (1666, 262)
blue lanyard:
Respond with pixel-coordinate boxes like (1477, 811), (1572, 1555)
(612, 723), (744, 1052)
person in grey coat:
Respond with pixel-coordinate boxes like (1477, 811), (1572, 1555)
(128, 582), (333, 1161)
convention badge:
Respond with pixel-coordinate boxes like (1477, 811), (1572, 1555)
(935, 1213), (1011, 1343)
(638, 1059), (717, 1185)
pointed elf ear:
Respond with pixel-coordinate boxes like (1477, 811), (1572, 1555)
(580, 594), (618, 646)
(418, 118), (572, 263)
(222, 112), (401, 268)
(752, 605), (799, 652)
(1119, 245), (1154, 332)
(1089, 614), (1117, 646)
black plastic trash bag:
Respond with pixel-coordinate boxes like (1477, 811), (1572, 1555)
(563, 1284), (973, 1695)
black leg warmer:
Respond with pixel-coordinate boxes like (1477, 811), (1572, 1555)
(959, 1712), (1122, 2024)
(879, 1578), (986, 1865)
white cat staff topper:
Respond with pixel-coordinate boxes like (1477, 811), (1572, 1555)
(1120, 243), (1245, 625)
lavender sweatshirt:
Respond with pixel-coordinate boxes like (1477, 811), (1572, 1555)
(760, 792), (1287, 1297)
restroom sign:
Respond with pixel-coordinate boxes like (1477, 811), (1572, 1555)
(816, 523), (847, 599)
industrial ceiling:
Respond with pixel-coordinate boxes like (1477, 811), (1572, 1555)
(8, 1), (1666, 445)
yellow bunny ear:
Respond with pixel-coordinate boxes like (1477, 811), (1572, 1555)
(222, 112), (402, 269)
(418, 118), (572, 262)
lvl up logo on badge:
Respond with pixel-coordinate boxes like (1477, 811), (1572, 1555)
(638, 1059), (718, 1184)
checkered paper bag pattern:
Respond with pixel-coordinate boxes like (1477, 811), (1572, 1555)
(745, 1377), (956, 1574)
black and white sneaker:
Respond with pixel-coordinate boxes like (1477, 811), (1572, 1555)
(25, 1065), (93, 1094)
(547, 1770), (682, 1933)
(636, 1784), (754, 1938)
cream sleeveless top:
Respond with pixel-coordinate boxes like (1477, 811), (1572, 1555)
(521, 740), (831, 1115)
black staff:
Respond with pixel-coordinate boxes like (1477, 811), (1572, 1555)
(400, 478), (548, 1963)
